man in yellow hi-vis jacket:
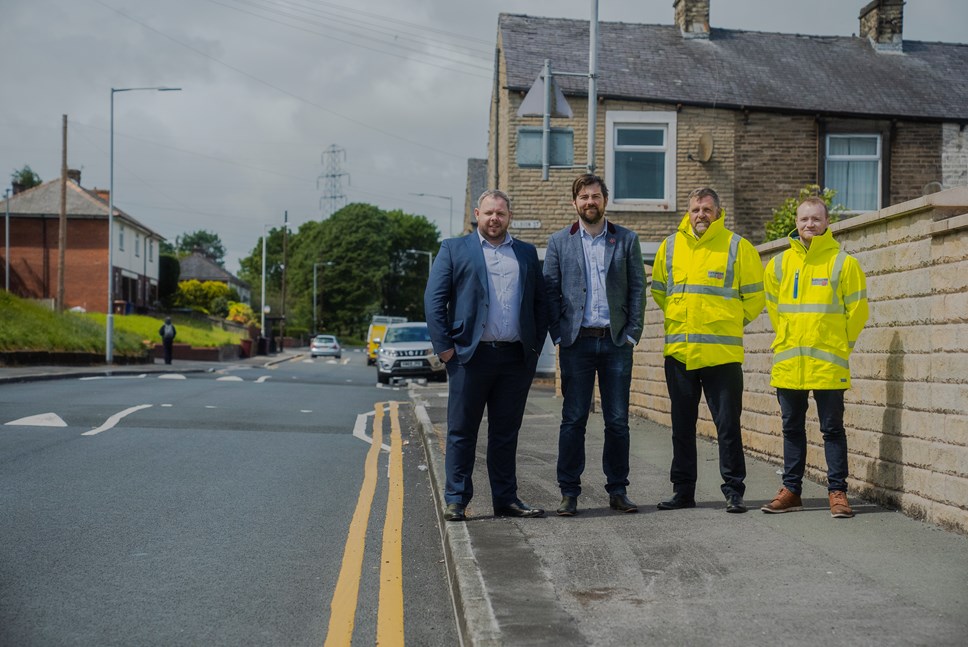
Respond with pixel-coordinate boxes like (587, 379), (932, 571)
(651, 187), (765, 514)
(761, 196), (869, 518)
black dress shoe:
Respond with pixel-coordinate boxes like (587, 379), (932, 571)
(609, 493), (639, 513)
(444, 503), (466, 522)
(656, 493), (696, 510)
(726, 495), (748, 513)
(557, 496), (578, 516)
(494, 501), (545, 518)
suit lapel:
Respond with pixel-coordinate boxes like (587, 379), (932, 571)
(465, 233), (488, 293)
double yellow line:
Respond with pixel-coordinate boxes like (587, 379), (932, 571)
(325, 401), (405, 646)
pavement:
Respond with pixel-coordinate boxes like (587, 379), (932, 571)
(410, 381), (968, 647)
(5, 357), (966, 645)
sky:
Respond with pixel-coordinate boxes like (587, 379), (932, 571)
(3, 0), (967, 273)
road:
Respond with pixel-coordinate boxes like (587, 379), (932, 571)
(0, 350), (458, 646)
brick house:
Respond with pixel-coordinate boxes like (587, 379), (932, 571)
(178, 250), (251, 305)
(487, 0), (968, 259)
(1, 172), (164, 313)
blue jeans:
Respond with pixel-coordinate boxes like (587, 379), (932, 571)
(557, 337), (634, 497)
(664, 358), (746, 498)
(776, 388), (849, 494)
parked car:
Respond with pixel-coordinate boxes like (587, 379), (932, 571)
(310, 334), (342, 359)
(366, 315), (407, 365)
(375, 322), (445, 384)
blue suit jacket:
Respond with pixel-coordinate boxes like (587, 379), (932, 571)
(424, 233), (548, 365)
(543, 220), (646, 348)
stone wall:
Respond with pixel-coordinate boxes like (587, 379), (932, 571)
(632, 187), (968, 533)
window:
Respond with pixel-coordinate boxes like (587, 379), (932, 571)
(825, 134), (881, 212)
(119, 224), (125, 251)
(605, 111), (677, 211)
(135, 233), (140, 257)
(517, 127), (574, 168)
(149, 239), (154, 262)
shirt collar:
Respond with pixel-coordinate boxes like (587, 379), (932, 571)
(578, 218), (609, 240)
(477, 230), (513, 248)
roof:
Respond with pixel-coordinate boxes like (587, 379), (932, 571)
(499, 14), (968, 122)
(1, 178), (162, 235)
(179, 251), (250, 288)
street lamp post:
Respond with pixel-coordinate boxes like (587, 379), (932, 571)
(4, 188), (9, 292)
(312, 260), (334, 334)
(405, 249), (433, 276)
(261, 225), (269, 338)
(410, 192), (454, 237)
(106, 86), (181, 364)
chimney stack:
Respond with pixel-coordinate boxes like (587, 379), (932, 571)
(67, 169), (81, 185)
(859, 0), (904, 53)
(674, 0), (710, 40)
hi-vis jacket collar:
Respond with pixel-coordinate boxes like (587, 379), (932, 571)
(569, 220), (616, 235)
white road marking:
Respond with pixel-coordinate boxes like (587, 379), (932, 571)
(353, 410), (391, 452)
(158, 374), (187, 380)
(82, 404), (153, 436)
(216, 376), (243, 381)
(161, 404), (173, 407)
(205, 405), (217, 409)
(255, 376), (271, 383)
(301, 410), (312, 413)
(80, 374), (147, 381)
(5, 412), (68, 427)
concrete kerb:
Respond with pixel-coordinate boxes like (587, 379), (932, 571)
(413, 394), (502, 647)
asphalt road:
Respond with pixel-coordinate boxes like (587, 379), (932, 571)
(0, 351), (458, 646)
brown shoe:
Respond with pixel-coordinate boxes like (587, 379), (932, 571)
(761, 487), (803, 513)
(829, 491), (854, 518)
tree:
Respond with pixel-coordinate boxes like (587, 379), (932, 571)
(764, 185), (843, 243)
(175, 230), (227, 266)
(10, 165), (42, 191)
(158, 254), (180, 307)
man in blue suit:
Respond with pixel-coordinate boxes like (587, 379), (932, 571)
(424, 189), (548, 522)
(544, 174), (646, 516)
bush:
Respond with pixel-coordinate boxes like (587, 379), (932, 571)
(764, 185), (843, 242)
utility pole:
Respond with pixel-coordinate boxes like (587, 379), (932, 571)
(57, 115), (68, 311)
(281, 210), (288, 350)
(317, 144), (349, 218)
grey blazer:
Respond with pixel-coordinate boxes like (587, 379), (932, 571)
(543, 220), (646, 348)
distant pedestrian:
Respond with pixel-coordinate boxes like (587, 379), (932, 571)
(424, 189), (549, 522)
(543, 174), (646, 516)
(761, 197), (869, 518)
(651, 187), (765, 514)
(159, 317), (177, 365)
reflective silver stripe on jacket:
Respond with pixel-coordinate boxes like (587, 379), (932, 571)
(665, 232), (740, 299)
(773, 346), (850, 369)
(665, 333), (744, 346)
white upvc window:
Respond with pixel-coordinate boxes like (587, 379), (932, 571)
(119, 224), (125, 252)
(605, 111), (677, 212)
(149, 239), (154, 262)
(825, 134), (881, 213)
(135, 232), (141, 257)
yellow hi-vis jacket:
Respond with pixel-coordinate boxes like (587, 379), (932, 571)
(764, 228), (869, 390)
(651, 213), (765, 370)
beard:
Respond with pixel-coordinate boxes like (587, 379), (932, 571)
(577, 204), (604, 226)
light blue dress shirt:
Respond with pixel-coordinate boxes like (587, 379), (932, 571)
(478, 232), (521, 342)
(579, 222), (611, 329)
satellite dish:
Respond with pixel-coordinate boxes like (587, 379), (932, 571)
(697, 133), (714, 162)
(922, 181), (943, 195)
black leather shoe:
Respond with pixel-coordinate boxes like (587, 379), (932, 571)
(657, 493), (696, 510)
(444, 503), (466, 522)
(726, 495), (748, 513)
(494, 501), (545, 518)
(609, 493), (639, 513)
(557, 496), (578, 516)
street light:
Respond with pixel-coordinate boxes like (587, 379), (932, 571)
(261, 224), (270, 338)
(313, 260), (334, 334)
(405, 249), (433, 275)
(106, 86), (181, 364)
(410, 192), (454, 237)
(4, 188), (9, 292)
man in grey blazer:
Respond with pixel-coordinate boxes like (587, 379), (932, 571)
(544, 174), (646, 516)
(425, 189), (548, 522)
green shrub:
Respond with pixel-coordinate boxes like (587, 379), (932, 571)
(764, 185), (844, 242)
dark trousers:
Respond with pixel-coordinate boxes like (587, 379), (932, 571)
(443, 343), (536, 508)
(664, 357), (746, 498)
(557, 337), (634, 497)
(162, 340), (174, 365)
(776, 388), (849, 494)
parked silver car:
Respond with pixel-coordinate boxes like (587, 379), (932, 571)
(376, 322), (445, 384)
(310, 334), (342, 359)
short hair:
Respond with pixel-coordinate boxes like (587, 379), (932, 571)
(572, 174), (609, 201)
(687, 187), (720, 211)
(797, 196), (829, 219)
(478, 189), (512, 212)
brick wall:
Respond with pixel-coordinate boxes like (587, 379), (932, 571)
(632, 187), (968, 533)
(942, 123), (968, 188)
(3, 216), (109, 311)
(890, 122), (942, 205)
